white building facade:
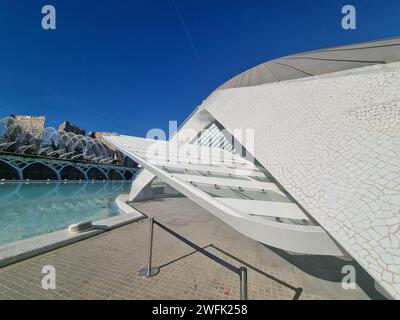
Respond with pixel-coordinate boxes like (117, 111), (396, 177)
(106, 38), (400, 299)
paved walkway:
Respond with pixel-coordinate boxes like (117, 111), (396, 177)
(0, 197), (383, 300)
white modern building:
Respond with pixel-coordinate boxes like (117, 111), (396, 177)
(106, 38), (400, 299)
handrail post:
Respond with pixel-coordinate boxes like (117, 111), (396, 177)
(239, 267), (248, 300)
(138, 218), (159, 277)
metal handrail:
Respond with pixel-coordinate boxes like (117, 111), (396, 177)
(138, 217), (248, 300)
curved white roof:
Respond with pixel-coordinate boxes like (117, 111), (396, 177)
(217, 37), (400, 90)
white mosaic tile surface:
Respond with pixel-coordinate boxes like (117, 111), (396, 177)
(204, 68), (400, 299)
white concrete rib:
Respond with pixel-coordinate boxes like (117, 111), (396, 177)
(105, 134), (343, 256)
(173, 173), (282, 194)
(217, 198), (309, 221)
(156, 162), (265, 177)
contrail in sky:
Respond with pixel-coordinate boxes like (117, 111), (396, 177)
(171, 0), (199, 59)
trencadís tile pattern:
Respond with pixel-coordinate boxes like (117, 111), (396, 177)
(205, 68), (400, 299)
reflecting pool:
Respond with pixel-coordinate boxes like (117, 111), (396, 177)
(0, 181), (131, 245)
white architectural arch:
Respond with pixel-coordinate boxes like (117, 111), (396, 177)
(0, 153), (136, 181)
(106, 37), (400, 299)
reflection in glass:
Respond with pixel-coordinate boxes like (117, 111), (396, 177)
(192, 183), (292, 202)
(249, 175), (273, 183)
(249, 214), (314, 226)
(163, 166), (248, 180)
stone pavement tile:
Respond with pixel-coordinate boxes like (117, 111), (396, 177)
(0, 197), (375, 300)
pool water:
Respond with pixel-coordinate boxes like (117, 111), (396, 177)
(0, 182), (131, 245)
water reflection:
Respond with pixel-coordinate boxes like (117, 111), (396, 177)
(0, 182), (131, 245)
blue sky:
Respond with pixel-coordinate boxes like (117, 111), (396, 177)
(0, 0), (399, 137)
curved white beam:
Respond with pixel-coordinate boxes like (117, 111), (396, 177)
(105, 135), (344, 256)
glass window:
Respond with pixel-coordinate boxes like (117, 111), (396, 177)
(249, 175), (273, 183)
(162, 167), (248, 180)
(193, 183), (292, 203)
(249, 214), (314, 226)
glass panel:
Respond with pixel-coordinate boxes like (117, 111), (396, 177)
(239, 188), (291, 202)
(162, 167), (248, 180)
(249, 214), (314, 226)
(194, 183), (292, 202)
(195, 184), (241, 198)
(250, 175), (273, 183)
(198, 170), (249, 180)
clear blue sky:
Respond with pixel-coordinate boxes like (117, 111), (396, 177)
(0, 0), (399, 137)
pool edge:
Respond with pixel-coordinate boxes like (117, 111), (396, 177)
(0, 193), (145, 268)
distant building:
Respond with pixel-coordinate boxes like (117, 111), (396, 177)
(90, 131), (136, 167)
(1, 115), (137, 181)
(10, 115), (46, 138)
(91, 132), (118, 150)
(58, 121), (85, 136)
(88, 131), (96, 139)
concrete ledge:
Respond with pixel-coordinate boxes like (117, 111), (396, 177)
(0, 194), (145, 268)
(115, 194), (143, 215)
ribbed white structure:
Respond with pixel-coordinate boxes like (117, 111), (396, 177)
(106, 38), (400, 299)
